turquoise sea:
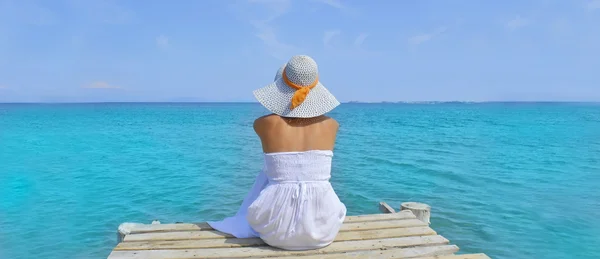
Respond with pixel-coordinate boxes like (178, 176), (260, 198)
(1, 103), (599, 259)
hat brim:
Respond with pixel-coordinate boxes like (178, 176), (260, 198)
(253, 78), (340, 118)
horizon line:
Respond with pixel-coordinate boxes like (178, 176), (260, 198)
(1, 101), (599, 104)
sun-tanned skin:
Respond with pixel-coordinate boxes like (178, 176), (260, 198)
(253, 114), (339, 154)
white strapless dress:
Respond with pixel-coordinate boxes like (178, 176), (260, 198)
(207, 150), (347, 250)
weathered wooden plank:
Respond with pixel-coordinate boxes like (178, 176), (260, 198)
(127, 222), (213, 234)
(341, 219), (426, 231)
(379, 201), (396, 213)
(123, 213), (418, 242)
(416, 254), (491, 259)
(118, 237), (265, 250)
(127, 218), (425, 236)
(125, 230), (234, 241)
(344, 210), (414, 223)
(107, 235), (449, 259)
(126, 211), (416, 234)
(266, 245), (459, 259)
(124, 225), (435, 242)
(117, 226), (437, 250)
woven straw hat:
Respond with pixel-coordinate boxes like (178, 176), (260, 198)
(274, 64), (286, 81)
(253, 55), (340, 118)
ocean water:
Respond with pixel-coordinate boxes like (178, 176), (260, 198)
(1, 103), (599, 259)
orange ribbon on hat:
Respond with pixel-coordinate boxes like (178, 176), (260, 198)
(283, 70), (319, 109)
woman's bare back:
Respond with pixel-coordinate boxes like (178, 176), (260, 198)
(253, 114), (339, 153)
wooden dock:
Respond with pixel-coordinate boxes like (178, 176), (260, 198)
(107, 203), (490, 259)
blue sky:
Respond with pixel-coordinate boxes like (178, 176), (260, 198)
(0, 0), (599, 102)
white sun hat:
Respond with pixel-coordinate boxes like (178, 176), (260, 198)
(253, 55), (340, 118)
(274, 64), (286, 81)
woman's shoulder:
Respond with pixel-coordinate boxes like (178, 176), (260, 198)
(254, 114), (281, 125)
(314, 116), (339, 129)
(254, 114), (338, 131)
(323, 116), (338, 126)
(253, 114), (281, 132)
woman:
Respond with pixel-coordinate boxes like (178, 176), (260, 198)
(208, 55), (346, 250)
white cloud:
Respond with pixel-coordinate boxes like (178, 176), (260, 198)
(587, 0), (600, 11)
(83, 81), (120, 89)
(246, 0), (298, 60)
(253, 22), (298, 60)
(408, 27), (447, 45)
(409, 34), (433, 45)
(314, 0), (344, 9)
(323, 30), (341, 47)
(506, 16), (528, 30)
(248, 0), (291, 22)
(354, 33), (368, 48)
(322, 32), (380, 58)
(312, 0), (359, 15)
(69, 0), (134, 24)
(156, 35), (169, 48)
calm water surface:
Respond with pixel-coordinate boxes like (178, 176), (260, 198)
(1, 103), (599, 259)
